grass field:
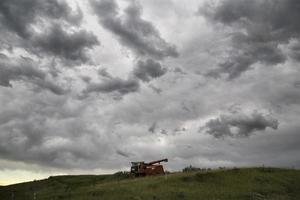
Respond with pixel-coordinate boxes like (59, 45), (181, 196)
(1, 167), (300, 200)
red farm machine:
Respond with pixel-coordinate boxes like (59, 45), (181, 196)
(130, 158), (168, 176)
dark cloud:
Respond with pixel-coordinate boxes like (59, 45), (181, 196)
(31, 24), (99, 65)
(174, 127), (187, 133)
(1, 0), (300, 179)
(116, 150), (130, 158)
(174, 67), (187, 75)
(39, 0), (83, 25)
(0, 0), (98, 64)
(148, 122), (157, 133)
(294, 81), (300, 89)
(84, 77), (140, 95)
(288, 40), (300, 62)
(31, 78), (67, 95)
(0, 0), (35, 38)
(202, 111), (279, 138)
(160, 129), (168, 135)
(181, 102), (191, 112)
(0, 89), (115, 169)
(200, 0), (300, 78)
(0, 0), (82, 39)
(98, 68), (113, 79)
(91, 0), (178, 60)
(0, 119), (45, 153)
(81, 76), (92, 83)
(0, 116), (108, 169)
(133, 59), (166, 82)
(0, 55), (66, 95)
(148, 84), (162, 94)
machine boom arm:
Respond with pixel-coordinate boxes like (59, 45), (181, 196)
(147, 158), (168, 165)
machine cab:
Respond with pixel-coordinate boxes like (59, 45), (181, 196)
(130, 162), (144, 174)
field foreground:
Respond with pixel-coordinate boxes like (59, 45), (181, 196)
(1, 168), (300, 200)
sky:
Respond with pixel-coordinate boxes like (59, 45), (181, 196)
(0, 0), (300, 185)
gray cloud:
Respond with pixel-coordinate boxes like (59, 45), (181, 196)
(0, 0), (98, 64)
(116, 150), (130, 158)
(81, 76), (92, 84)
(0, 114), (106, 169)
(31, 24), (99, 65)
(0, 89), (115, 169)
(200, 0), (300, 79)
(133, 59), (166, 82)
(98, 68), (113, 79)
(0, 0), (82, 39)
(0, 55), (66, 95)
(202, 111), (279, 138)
(84, 77), (140, 95)
(288, 40), (300, 62)
(148, 122), (157, 133)
(148, 84), (162, 94)
(174, 67), (187, 75)
(160, 129), (168, 135)
(91, 0), (178, 60)
(84, 58), (169, 97)
(1, 0), (300, 180)
(181, 102), (191, 112)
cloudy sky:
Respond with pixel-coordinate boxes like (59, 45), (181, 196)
(1, 0), (300, 185)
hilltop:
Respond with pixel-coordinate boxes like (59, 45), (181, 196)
(1, 168), (300, 200)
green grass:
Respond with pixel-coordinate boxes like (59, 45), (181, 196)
(1, 168), (300, 200)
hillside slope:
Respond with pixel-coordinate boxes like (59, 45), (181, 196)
(1, 168), (300, 200)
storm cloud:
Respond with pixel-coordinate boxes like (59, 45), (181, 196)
(84, 77), (140, 95)
(1, 0), (300, 185)
(133, 59), (166, 82)
(148, 122), (157, 133)
(0, 0), (98, 64)
(202, 111), (279, 138)
(31, 24), (99, 65)
(200, 0), (300, 78)
(0, 105), (111, 169)
(0, 54), (66, 95)
(91, 0), (179, 60)
(0, 0), (82, 39)
(83, 59), (166, 97)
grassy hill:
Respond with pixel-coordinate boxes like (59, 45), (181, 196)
(1, 167), (300, 200)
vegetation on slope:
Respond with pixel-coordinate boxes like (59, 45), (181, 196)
(1, 167), (300, 200)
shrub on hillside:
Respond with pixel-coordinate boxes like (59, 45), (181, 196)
(182, 165), (211, 172)
(113, 171), (132, 179)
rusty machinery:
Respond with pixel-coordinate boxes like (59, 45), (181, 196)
(130, 158), (168, 176)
